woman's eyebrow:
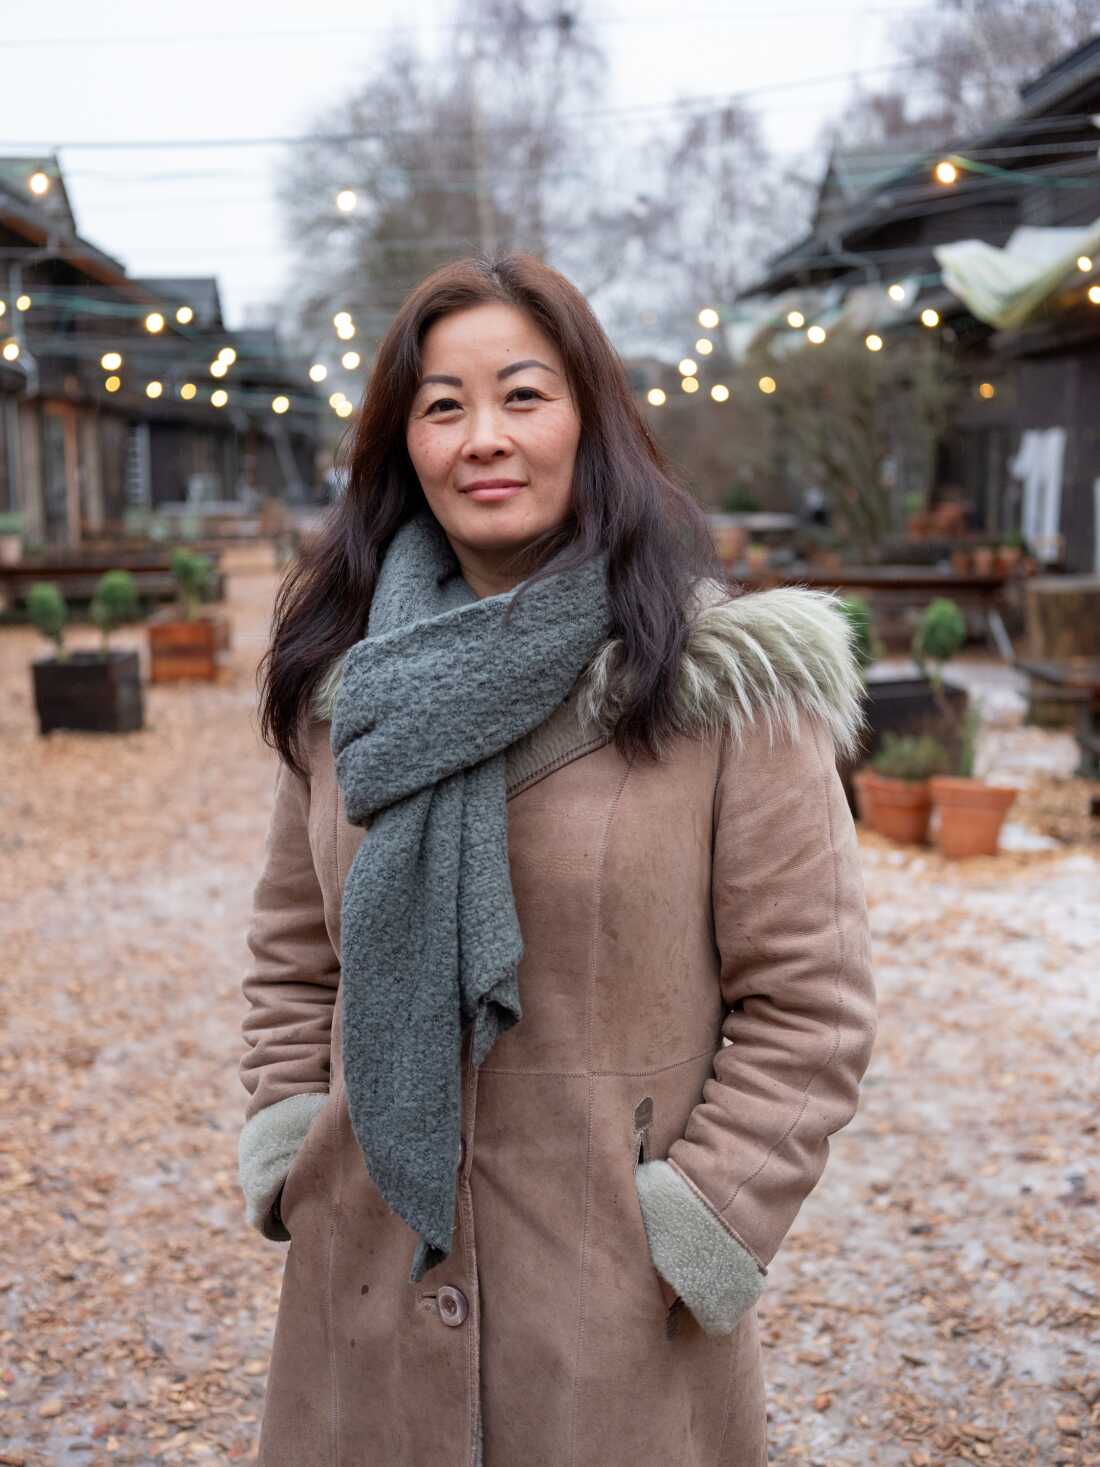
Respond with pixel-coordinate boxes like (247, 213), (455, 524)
(417, 359), (560, 389)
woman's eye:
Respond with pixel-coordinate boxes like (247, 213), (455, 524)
(424, 387), (544, 415)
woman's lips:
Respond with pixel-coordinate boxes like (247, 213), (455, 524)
(464, 486), (525, 501)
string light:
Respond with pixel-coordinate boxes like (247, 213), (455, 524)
(806, 325), (826, 344)
(978, 382), (996, 399)
(865, 333), (883, 352)
(336, 189), (357, 212)
(341, 350), (361, 370)
(16, 294), (31, 311)
(710, 384), (730, 402)
(920, 307), (940, 327)
(0, 302), (5, 317)
(180, 383), (197, 400)
(104, 375), (120, 392)
(695, 338), (714, 355)
(678, 357), (697, 376)
(211, 388), (228, 408)
(786, 310), (804, 328)
(272, 395), (290, 413)
(336, 321), (356, 340)
(333, 311), (352, 328)
(1088, 285), (1100, 305)
(175, 305), (194, 324)
(697, 308), (719, 329)
(210, 360), (228, 378)
(758, 376), (777, 394)
(887, 283), (906, 303)
(28, 170), (50, 196)
(3, 340), (20, 361)
(144, 311), (164, 333)
(218, 346), (236, 364)
(309, 363), (328, 382)
(100, 351), (122, 370)
(681, 376), (699, 394)
(934, 159), (958, 185)
(328, 391), (347, 408)
(1077, 255), (1093, 272)
(145, 380), (163, 399)
(646, 387), (666, 406)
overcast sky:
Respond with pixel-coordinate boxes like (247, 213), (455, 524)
(1, 0), (923, 326)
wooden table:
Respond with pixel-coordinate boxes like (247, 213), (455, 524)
(1014, 658), (1100, 778)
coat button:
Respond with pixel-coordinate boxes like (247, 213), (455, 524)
(437, 1286), (468, 1327)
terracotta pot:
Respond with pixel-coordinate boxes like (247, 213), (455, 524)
(852, 768), (877, 827)
(929, 776), (1018, 858)
(995, 545), (1022, 576)
(950, 549), (972, 575)
(866, 772), (932, 845)
(972, 547), (995, 576)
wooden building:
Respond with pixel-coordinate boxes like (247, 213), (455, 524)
(0, 156), (322, 550)
(735, 38), (1100, 574)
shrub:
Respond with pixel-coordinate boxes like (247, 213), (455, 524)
(913, 597), (966, 669)
(871, 732), (951, 781)
(27, 582), (67, 659)
(170, 547), (214, 618)
(90, 569), (141, 654)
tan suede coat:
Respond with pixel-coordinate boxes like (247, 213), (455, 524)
(238, 585), (877, 1467)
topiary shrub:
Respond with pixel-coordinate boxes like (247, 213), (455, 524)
(913, 597), (966, 672)
(170, 547), (214, 619)
(27, 582), (68, 660)
(90, 569), (141, 656)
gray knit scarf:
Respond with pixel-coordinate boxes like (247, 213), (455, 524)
(330, 504), (612, 1281)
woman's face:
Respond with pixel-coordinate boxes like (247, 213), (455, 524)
(405, 302), (581, 599)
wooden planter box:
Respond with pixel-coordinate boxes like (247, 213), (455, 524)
(32, 650), (144, 735)
(148, 613), (229, 682)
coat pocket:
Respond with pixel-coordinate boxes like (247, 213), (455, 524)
(631, 1098), (681, 1318)
(278, 1087), (337, 1235)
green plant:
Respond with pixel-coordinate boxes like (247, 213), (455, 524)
(836, 595), (875, 680)
(170, 547), (214, 618)
(913, 598), (966, 670)
(90, 570), (141, 655)
(871, 732), (951, 781)
(27, 582), (67, 660)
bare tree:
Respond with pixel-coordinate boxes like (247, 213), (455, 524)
(829, 0), (1098, 146)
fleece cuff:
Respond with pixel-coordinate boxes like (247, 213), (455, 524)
(634, 1159), (767, 1335)
(238, 1091), (330, 1242)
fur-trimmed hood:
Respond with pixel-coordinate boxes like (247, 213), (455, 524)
(309, 580), (866, 765)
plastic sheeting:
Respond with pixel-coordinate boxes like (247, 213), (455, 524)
(934, 217), (1100, 330)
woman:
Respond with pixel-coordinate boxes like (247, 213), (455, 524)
(238, 251), (876, 1467)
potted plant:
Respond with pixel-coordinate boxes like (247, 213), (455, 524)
(911, 598), (1019, 857)
(147, 547), (228, 682)
(0, 511), (23, 566)
(863, 732), (952, 844)
(29, 573), (144, 735)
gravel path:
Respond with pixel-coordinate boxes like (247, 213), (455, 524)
(1, 551), (1097, 1464)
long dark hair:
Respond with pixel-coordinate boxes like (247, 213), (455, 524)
(258, 250), (727, 778)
